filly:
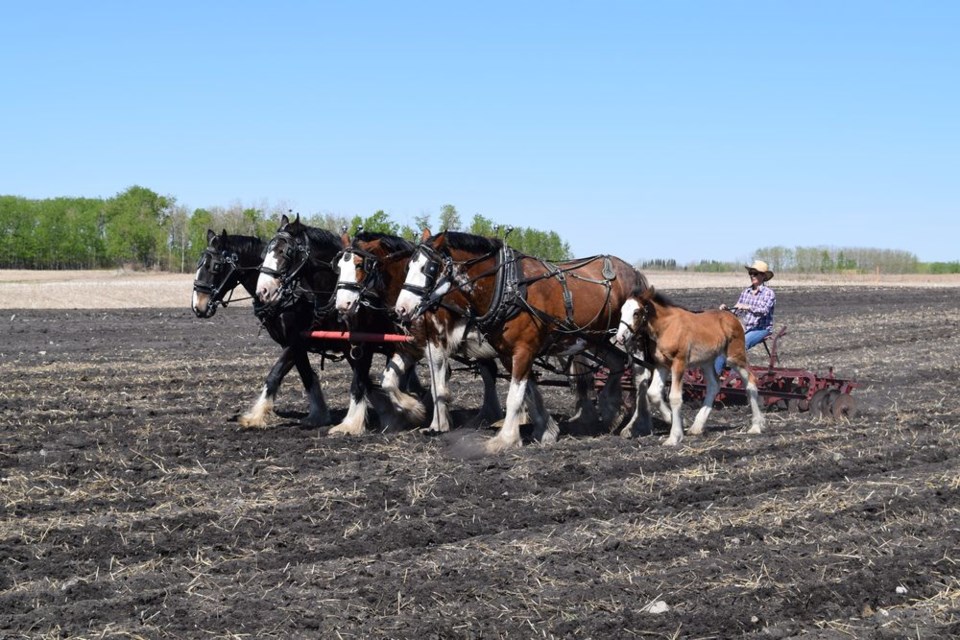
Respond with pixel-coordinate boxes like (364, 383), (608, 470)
(615, 286), (764, 446)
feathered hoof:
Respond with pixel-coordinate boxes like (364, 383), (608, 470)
(746, 425), (763, 435)
(663, 437), (682, 447)
(237, 413), (268, 429)
(485, 435), (521, 454)
(328, 422), (365, 436)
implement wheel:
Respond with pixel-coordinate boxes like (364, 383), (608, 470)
(831, 394), (858, 420)
(809, 389), (831, 418)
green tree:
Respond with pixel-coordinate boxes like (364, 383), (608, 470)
(361, 210), (399, 235)
(438, 204), (461, 231)
(102, 186), (172, 268)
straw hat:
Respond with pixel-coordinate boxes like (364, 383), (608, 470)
(745, 260), (774, 282)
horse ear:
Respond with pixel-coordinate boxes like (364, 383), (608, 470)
(420, 228), (432, 242)
(220, 229), (228, 239)
(340, 231), (350, 247)
(280, 213), (290, 228)
(206, 229), (216, 244)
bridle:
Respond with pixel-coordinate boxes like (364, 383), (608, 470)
(334, 245), (394, 316)
(193, 248), (245, 318)
(258, 230), (315, 306)
(399, 242), (508, 322)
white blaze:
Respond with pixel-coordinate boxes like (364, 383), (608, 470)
(394, 250), (430, 318)
(256, 251), (281, 303)
(335, 251), (360, 314)
(616, 298), (640, 344)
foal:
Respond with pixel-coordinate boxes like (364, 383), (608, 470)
(615, 286), (764, 446)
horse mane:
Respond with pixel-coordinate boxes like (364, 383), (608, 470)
(284, 220), (343, 256)
(221, 234), (264, 257)
(632, 283), (700, 314)
(434, 231), (502, 255)
(354, 231), (414, 254)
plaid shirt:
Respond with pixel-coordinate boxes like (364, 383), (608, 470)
(734, 284), (776, 332)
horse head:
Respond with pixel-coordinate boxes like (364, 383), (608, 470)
(192, 229), (264, 318)
(335, 231), (415, 320)
(256, 214), (343, 309)
(616, 285), (657, 345)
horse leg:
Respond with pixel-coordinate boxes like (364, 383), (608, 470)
(399, 357), (427, 397)
(732, 362), (765, 435)
(524, 377), (560, 445)
(379, 351), (428, 429)
(294, 349), (330, 427)
(596, 348), (626, 429)
(620, 361), (653, 438)
(329, 349), (375, 436)
(663, 362), (686, 446)
(473, 358), (505, 426)
(238, 346), (297, 427)
(568, 354), (600, 427)
(486, 350), (536, 453)
(688, 364), (719, 436)
(648, 368), (672, 422)
(425, 342), (454, 433)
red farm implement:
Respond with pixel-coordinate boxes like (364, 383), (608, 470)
(597, 325), (859, 421)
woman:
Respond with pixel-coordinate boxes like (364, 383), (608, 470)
(715, 260), (776, 374)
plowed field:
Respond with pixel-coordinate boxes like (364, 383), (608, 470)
(2, 285), (958, 639)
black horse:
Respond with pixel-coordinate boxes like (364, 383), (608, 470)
(191, 227), (330, 427)
(191, 229), (263, 318)
(256, 215), (422, 433)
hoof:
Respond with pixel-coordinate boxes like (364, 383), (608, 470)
(485, 436), (520, 454)
(238, 414), (267, 429)
(328, 423), (365, 436)
(663, 437), (681, 447)
(302, 411), (331, 428)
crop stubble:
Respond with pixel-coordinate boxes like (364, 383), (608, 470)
(1, 285), (958, 638)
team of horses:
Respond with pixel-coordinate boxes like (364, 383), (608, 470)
(192, 215), (765, 452)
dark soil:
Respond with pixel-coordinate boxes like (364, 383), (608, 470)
(2, 286), (958, 639)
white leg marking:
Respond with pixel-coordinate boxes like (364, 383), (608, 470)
(487, 377), (527, 453)
(238, 387), (273, 428)
(329, 395), (369, 436)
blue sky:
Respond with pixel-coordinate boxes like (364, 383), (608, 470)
(2, 2), (957, 264)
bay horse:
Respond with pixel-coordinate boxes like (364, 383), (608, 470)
(191, 229), (330, 428)
(334, 230), (504, 433)
(395, 230), (649, 453)
(615, 286), (765, 446)
(257, 217), (421, 435)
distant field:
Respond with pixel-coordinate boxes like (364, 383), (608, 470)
(1, 268), (959, 309)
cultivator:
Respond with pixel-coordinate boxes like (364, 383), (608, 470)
(598, 325), (859, 421)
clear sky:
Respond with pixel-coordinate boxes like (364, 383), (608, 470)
(2, 2), (957, 264)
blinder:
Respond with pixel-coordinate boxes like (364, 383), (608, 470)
(334, 248), (383, 314)
(401, 246), (444, 297)
(259, 230), (310, 279)
(193, 248), (238, 295)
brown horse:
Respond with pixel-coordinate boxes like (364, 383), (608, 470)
(395, 230), (648, 453)
(615, 286), (765, 446)
(334, 230), (504, 432)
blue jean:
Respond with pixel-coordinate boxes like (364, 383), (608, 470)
(715, 327), (772, 375)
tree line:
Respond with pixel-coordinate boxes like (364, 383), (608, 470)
(0, 188), (572, 271)
(642, 246), (959, 275)
(4, 187), (954, 274)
